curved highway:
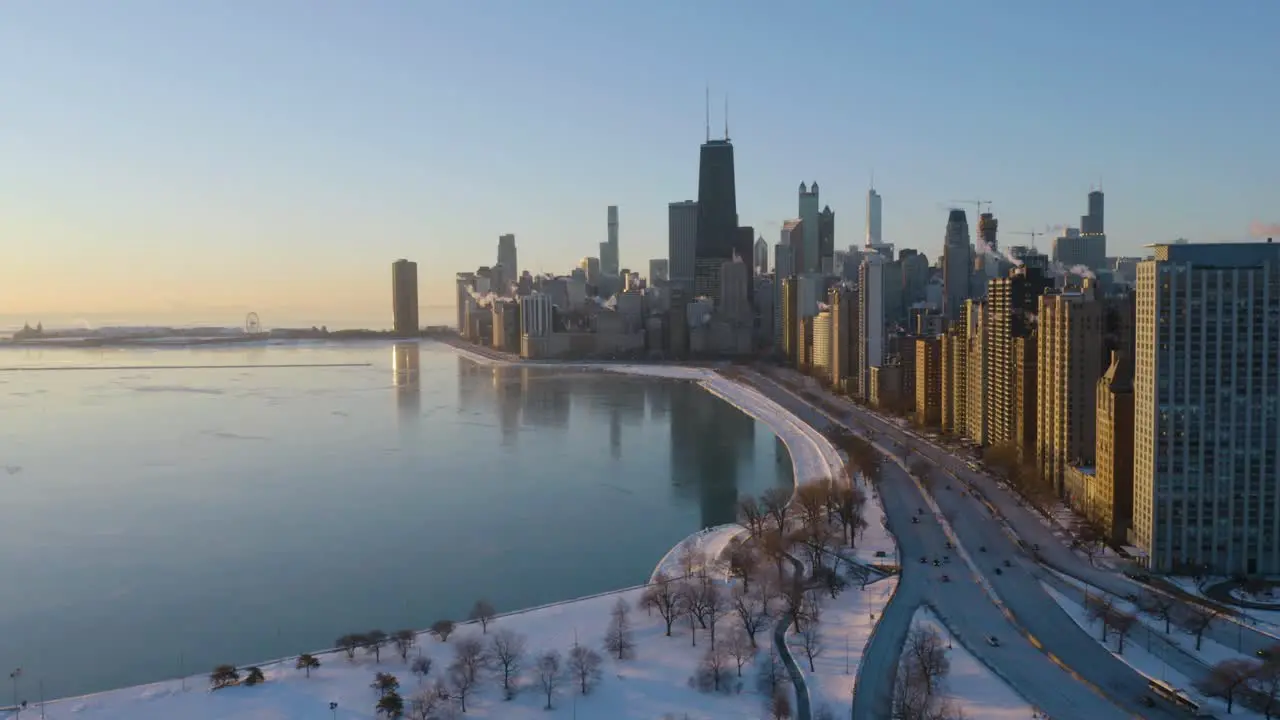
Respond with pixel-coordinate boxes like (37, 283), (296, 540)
(743, 371), (1153, 719)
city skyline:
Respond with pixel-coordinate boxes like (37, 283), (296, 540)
(3, 2), (1279, 324)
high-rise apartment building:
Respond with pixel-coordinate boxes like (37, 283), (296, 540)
(866, 186), (882, 248)
(1132, 242), (1280, 574)
(915, 336), (943, 427)
(985, 266), (1053, 450)
(773, 236), (796, 347)
(392, 259), (419, 338)
(900, 250), (930, 308)
(695, 139), (739, 300)
(856, 254), (887, 401)
(603, 206), (620, 276)
(455, 272), (476, 332)
(1092, 351), (1134, 545)
(964, 299), (990, 445)
(496, 234), (518, 292)
(780, 276), (799, 363)
(798, 183), (821, 274)
(668, 200), (699, 291)
(940, 324), (968, 434)
(830, 287), (855, 393)
(1036, 281), (1106, 493)
(942, 210), (973, 325)
(812, 310), (833, 381)
(818, 206), (835, 276)
(754, 236), (769, 276)
(580, 256), (602, 288)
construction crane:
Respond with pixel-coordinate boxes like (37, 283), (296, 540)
(949, 199), (993, 216)
(1007, 230), (1044, 250)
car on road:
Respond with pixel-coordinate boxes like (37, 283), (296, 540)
(979, 546), (987, 552)
(920, 556), (928, 564)
(994, 568), (1003, 575)
(912, 517), (920, 524)
(1003, 559), (1012, 567)
(941, 574), (950, 582)
(987, 636), (1000, 647)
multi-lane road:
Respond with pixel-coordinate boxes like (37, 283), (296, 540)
(743, 368), (1190, 720)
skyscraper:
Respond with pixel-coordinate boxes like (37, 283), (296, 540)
(773, 232), (796, 347)
(648, 258), (669, 283)
(1036, 281), (1106, 494)
(695, 138), (739, 300)
(866, 186), (882, 248)
(798, 182), (820, 274)
(753, 235), (769, 276)
(1132, 242), (1280, 574)
(496, 234), (517, 293)
(602, 206), (620, 276)
(818, 206), (835, 275)
(392, 259), (419, 337)
(668, 200), (698, 291)
(1081, 190), (1105, 235)
(856, 254), (887, 401)
(985, 265), (1053, 450)
(1052, 228), (1107, 272)
(942, 209), (973, 324)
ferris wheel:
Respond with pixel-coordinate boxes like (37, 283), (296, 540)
(245, 312), (262, 334)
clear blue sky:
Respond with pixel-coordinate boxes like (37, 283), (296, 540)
(2, 0), (1277, 326)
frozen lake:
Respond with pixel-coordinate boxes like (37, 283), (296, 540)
(0, 340), (791, 700)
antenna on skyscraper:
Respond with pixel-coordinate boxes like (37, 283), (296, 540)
(870, 169), (875, 190)
(724, 95), (729, 140)
(704, 85), (710, 142)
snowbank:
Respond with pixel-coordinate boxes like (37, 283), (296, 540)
(788, 577), (898, 714)
(28, 586), (776, 720)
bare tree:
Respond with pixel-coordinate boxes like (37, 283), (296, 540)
(1183, 605), (1220, 651)
(695, 645), (732, 694)
(727, 541), (761, 592)
(1198, 658), (1255, 714)
(392, 630), (417, 662)
(447, 664), (476, 714)
(410, 656), (432, 684)
(795, 522), (836, 572)
(296, 653), (320, 678)
(832, 483), (867, 548)
(604, 598), (636, 660)
(761, 528), (790, 578)
(795, 482), (828, 530)
(449, 634), (487, 710)
(761, 486), (792, 534)
(768, 688), (793, 720)
(642, 573), (682, 636)
(781, 576), (807, 633)
(702, 582), (728, 649)
(903, 626), (950, 698)
(1138, 592), (1179, 635)
(738, 495), (767, 539)
(678, 544), (707, 579)
(337, 633), (365, 661)
(1085, 595), (1114, 642)
(1106, 610), (1137, 654)
(813, 565), (848, 600)
(1251, 656), (1280, 720)
(536, 650), (563, 710)
(755, 648), (791, 697)
(731, 581), (772, 648)
(725, 626), (757, 677)
(568, 644), (603, 695)
(408, 688), (445, 720)
(469, 599), (496, 634)
(797, 625), (823, 672)
(364, 629), (389, 663)
(488, 628), (526, 700)
(430, 619), (455, 642)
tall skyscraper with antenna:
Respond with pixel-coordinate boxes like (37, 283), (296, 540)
(694, 91), (739, 302)
(866, 182), (882, 248)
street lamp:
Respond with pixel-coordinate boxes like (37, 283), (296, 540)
(10, 668), (21, 716)
(329, 701), (338, 720)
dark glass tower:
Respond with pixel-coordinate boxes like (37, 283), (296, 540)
(694, 139), (739, 299)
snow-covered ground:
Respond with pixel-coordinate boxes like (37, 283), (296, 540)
(1042, 582), (1266, 720)
(908, 608), (1037, 720)
(786, 577), (898, 715)
(1166, 577), (1280, 634)
(650, 523), (745, 582)
(23, 586), (780, 720)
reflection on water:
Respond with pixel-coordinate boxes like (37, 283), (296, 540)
(392, 342), (420, 424)
(0, 342), (791, 700)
